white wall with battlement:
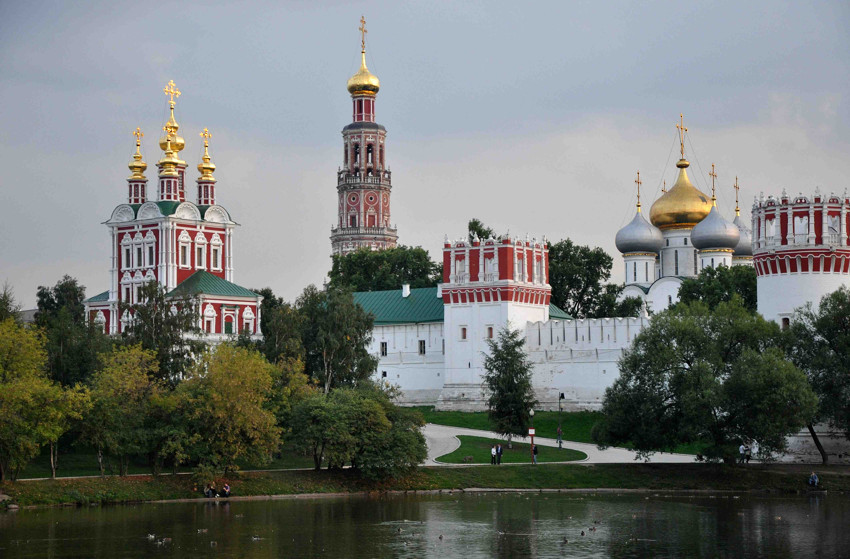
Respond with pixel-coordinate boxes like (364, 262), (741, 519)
(369, 322), (445, 405)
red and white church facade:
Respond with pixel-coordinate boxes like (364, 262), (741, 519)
(84, 82), (262, 340)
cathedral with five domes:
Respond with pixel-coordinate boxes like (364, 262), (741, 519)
(616, 117), (753, 313)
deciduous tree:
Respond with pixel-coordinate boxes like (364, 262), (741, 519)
(178, 344), (281, 474)
(36, 275), (111, 386)
(297, 286), (378, 393)
(548, 239), (627, 318)
(483, 327), (538, 448)
(328, 246), (439, 292)
(788, 286), (850, 463)
(593, 299), (817, 462)
(120, 282), (205, 385)
(678, 265), (757, 312)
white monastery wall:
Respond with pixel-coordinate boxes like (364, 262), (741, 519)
(370, 323), (445, 405)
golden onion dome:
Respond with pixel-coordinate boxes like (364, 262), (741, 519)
(157, 135), (181, 177)
(158, 114), (185, 154)
(197, 128), (216, 181)
(128, 128), (147, 180)
(649, 159), (712, 229)
(347, 51), (380, 95)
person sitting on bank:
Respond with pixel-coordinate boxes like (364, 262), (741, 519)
(222, 483), (231, 498)
(203, 484), (213, 498)
(808, 472), (819, 488)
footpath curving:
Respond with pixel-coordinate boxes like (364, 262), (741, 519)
(423, 423), (695, 466)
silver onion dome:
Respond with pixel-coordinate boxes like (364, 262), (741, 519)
(615, 211), (664, 254)
(691, 206), (740, 250)
(732, 214), (753, 256)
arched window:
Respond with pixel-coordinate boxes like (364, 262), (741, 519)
(674, 250), (679, 275)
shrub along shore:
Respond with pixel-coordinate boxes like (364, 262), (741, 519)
(2, 463), (847, 508)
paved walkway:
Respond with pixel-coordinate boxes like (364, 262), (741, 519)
(423, 424), (695, 466)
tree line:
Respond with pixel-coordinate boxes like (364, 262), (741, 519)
(0, 278), (425, 482)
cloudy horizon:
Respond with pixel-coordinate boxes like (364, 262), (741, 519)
(1, 1), (848, 307)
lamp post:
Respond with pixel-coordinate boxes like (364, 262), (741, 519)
(529, 408), (535, 464)
(558, 392), (564, 449)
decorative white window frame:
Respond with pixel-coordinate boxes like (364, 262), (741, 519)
(94, 311), (106, 333)
(178, 230), (192, 268)
(380, 341), (388, 356)
(210, 233), (223, 271)
(121, 234), (132, 271)
(194, 232), (208, 270)
(144, 231), (156, 268)
(203, 303), (217, 333)
(242, 306), (255, 334)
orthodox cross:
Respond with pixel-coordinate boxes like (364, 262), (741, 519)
(676, 113), (688, 160)
(709, 163), (717, 203)
(163, 80), (181, 108)
(734, 176), (740, 216)
(133, 127), (143, 149)
(634, 170), (642, 211)
(662, 179), (667, 194)
(359, 16), (367, 52)
(200, 127), (212, 147)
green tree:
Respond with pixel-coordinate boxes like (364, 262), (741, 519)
(249, 287), (304, 365)
(0, 282), (21, 323)
(483, 327), (538, 448)
(81, 345), (163, 476)
(592, 284), (644, 318)
(120, 282), (205, 385)
(548, 239), (627, 318)
(0, 319), (89, 480)
(788, 286), (850, 463)
(297, 286), (378, 393)
(289, 386), (426, 478)
(178, 344), (281, 474)
(593, 299), (817, 462)
(328, 246), (439, 292)
(36, 275), (111, 386)
(468, 218), (496, 243)
(678, 265), (758, 312)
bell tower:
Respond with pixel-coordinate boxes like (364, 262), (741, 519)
(330, 17), (398, 256)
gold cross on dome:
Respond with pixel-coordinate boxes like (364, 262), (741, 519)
(359, 16), (367, 52)
(133, 127), (143, 144)
(734, 176), (740, 215)
(634, 170), (642, 210)
(662, 179), (667, 193)
(676, 113), (688, 159)
(163, 80), (181, 107)
(709, 163), (718, 201)
(200, 127), (212, 146)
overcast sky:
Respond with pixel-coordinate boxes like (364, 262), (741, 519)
(1, 1), (848, 307)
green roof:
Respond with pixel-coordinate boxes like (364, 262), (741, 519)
(167, 271), (259, 299)
(548, 304), (572, 320)
(84, 290), (109, 303)
(353, 287), (445, 325)
(157, 201), (182, 216)
(353, 287), (572, 324)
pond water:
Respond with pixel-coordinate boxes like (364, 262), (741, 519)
(1, 491), (848, 558)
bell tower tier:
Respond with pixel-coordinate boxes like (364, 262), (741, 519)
(331, 17), (398, 256)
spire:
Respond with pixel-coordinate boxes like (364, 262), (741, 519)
(709, 163), (718, 206)
(197, 128), (217, 205)
(128, 127), (147, 180)
(734, 176), (740, 216)
(635, 170), (642, 212)
(158, 80), (186, 156)
(347, 17), (380, 96)
(197, 128), (216, 181)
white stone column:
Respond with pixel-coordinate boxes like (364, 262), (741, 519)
(785, 206), (792, 244)
(841, 206), (848, 246)
(822, 203), (829, 245)
(808, 205), (815, 244)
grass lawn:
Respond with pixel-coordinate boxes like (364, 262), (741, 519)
(414, 407), (703, 455)
(4, 463), (850, 507)
(413, 407), (601, 444)
(437, 435), (586, 464)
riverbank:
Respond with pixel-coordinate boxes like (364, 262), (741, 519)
(2, 463), (847, 508)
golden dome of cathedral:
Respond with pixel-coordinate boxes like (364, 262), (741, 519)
(649, 159), (712, 229)
(347, 51), (380, 95)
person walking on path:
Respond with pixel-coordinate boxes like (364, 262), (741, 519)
(491, 445), (497, 465)
(496, 444), (503, 465)
(532, 444), (539, 465)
